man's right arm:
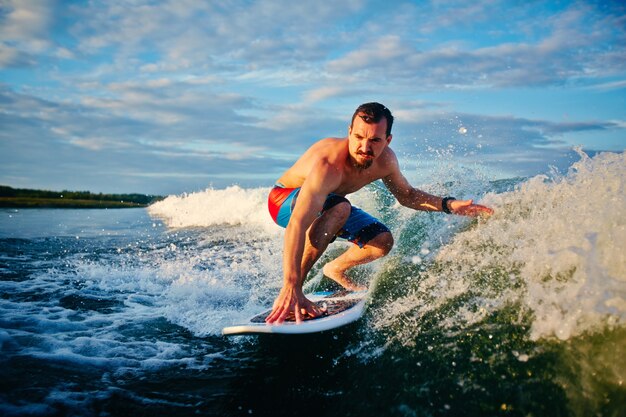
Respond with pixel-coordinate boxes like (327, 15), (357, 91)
(265, 159), (342, 324)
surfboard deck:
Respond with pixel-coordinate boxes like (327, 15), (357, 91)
(222, 289), (368, 336)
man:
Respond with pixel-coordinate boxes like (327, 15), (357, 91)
(266, 102), (493, 324)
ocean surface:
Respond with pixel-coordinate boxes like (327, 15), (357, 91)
(1, 151), (624, 417)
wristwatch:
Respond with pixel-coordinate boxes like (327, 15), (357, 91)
(441, 196), (456, 214)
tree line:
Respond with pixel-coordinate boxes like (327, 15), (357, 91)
(0, 185), (163, 205)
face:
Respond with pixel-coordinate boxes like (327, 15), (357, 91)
(348, 114), (392, 170)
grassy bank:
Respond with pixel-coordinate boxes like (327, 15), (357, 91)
(0, 186), (163, 209)
(0, 197), (150, 209)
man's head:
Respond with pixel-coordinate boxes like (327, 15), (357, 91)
(350, 102), (394, 137)
(348, 102), (394, 170)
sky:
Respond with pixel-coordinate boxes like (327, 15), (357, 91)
(0, 0), (624, 195)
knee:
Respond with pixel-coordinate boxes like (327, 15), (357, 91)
(379, 232), (394, 255)
(370, 232), (394, 257)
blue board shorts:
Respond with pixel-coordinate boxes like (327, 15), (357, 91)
(267, 184), (390, 248)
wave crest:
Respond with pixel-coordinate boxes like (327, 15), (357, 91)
(148, 186), (278, 232)
(375, 151), (626, 342)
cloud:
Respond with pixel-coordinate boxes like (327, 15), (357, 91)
(326, 35), (410, 73)
(68, 0), (365, 75)
(1, 0), (624, 194)
(439, 1), (495, 28)
(3, 78), (620, 194)
(0, 0), (51, 40)
(325, 1), (626, 89)
(388, 106), (624, 178)
(0, 81), (305, 193)
(587, 79), (626, 91)
(0, 43), (36, 68)
(0, 0), (75, 67)
(7, 1), (625, 89)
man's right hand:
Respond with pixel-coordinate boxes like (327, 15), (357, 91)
(265, 284), (324, 324)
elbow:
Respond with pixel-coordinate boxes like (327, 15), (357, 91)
(396, 194), (412, 208)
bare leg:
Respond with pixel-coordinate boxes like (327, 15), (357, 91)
(299, 201), (351, 284)
(322, 232), (394, 290)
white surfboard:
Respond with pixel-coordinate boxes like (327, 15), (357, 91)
(222, 290), (368, 336)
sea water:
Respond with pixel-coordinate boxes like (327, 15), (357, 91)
(0, 151), (624, 416)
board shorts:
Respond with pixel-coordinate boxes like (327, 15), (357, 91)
(267, 184), (390, 248)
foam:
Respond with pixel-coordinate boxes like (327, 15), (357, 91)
(376, 150), (625, 342)
(148, 186), (280, 234)
(0, 246), (211, 372)
(146, 184), (402, 336)
(161, 227), (285, 336)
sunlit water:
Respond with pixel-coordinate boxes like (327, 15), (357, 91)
(1, 151), (624, 416)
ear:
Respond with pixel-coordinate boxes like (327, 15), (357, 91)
(386, 134), (393, 145)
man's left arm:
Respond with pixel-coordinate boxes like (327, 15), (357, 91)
(381, 155), (493, 217)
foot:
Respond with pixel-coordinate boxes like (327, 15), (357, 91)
(322, 263), (367, 291)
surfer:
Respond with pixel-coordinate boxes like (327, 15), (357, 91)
(266, 102), (493, 324)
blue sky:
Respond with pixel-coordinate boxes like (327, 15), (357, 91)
(1, 0), (624, 195)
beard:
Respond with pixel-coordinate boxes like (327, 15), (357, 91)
(351, 152), (374, 169)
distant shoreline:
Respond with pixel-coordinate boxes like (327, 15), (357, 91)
(0, 197), (149, 209)
(0, 185), (163, 209)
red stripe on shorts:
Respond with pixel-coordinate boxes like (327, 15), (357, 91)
(267, 186), (296, 223)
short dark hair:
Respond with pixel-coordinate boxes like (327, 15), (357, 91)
(350, 102), (394, 136)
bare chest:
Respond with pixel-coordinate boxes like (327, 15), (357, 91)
(333, 169), (385, 195)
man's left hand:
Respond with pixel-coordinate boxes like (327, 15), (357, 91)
(449, 199), (493, 217)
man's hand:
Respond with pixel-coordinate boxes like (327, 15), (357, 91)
(449, 199), (494, 217)
(265, 285), (325, 324)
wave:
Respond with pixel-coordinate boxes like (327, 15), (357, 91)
(148, 185), (279, 233)
(147, 151), (624, 342)
(375, 150), (625, 342)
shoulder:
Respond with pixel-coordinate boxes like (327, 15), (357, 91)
(377, 146), (401, 173)
(310, 137), (344, 151)
(310, 150), (342, 178)
(299, 138), (340, 159)
(304, 142), (344, 190)
(382, 146), (399, 161)
(303, 137), (346, 164)
(300, 160), (342, 196)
